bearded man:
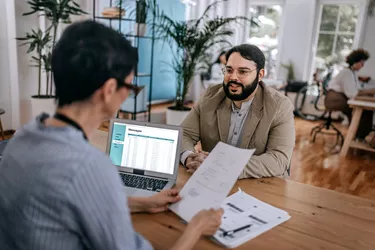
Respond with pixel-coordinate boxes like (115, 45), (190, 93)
(180, 44), (295, 179)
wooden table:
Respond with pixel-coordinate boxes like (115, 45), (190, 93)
(91, 129), (375, 250)
(340, 99), (375, 157)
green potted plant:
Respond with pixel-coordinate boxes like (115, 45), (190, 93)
(281, 61), (295, 82)
(149, 0), (254, 125)
(135, 0), (148, 36)
(17, 0), (86, 117)
(123, 0), (148, 36)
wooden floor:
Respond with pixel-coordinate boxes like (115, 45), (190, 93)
(3, 104), (375, 201)
(291, 118), (375, 201)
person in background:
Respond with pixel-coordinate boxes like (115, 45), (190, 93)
(210, 51), (227, 82)
(180, 44), (295, 179)
(0, 20), (223, 250)
(325, 49), (375, 142)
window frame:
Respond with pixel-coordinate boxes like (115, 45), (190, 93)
(245, 0), (286, 79)
(306, 0), (369, 81)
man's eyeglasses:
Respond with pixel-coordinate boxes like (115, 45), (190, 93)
(222, 67), (257, 79)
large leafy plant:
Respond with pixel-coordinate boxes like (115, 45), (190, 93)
(148, 0), (255, 110)
(17, 0), (86, 97)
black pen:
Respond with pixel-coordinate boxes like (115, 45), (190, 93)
(221, 224), (252, 237)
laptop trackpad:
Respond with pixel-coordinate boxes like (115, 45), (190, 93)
(125, 187), (156, 197)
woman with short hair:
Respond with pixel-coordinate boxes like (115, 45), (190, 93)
(325, 49), (375, 141)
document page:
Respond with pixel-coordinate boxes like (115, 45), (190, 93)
(169, 142), (255, 222)
(213, 190), (291, 248)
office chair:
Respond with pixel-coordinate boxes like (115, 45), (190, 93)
(310, 110), (344, 148)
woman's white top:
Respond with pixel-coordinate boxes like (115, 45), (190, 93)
(328, 68), (362, 98)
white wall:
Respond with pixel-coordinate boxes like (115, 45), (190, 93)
(278, 0), (317, 81)
(15, 0), (40, 125)
(1, 0), (20, 131)
(361, 15), (375, 78)
(0, 0), (12, 130)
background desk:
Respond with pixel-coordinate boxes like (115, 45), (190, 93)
(340, 99), (375, 157)
(91, 129), (375, 250)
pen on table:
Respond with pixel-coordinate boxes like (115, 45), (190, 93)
(221, 224), (252, 237)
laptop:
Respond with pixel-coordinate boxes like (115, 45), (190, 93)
(106, 118), (182, 197)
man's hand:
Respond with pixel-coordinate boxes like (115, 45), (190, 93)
(129, 189), (180, 213)
(185, 150), (209, 173)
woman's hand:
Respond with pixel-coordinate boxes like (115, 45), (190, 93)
(146, 189), (181, 213)
(188, 208), (224, 236)
(128, 189), (181, 213)
(170, 208), (224, 250)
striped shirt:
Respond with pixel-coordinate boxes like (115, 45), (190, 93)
(0, 115), (153, 250)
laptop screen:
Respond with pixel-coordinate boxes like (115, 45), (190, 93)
(108, 122), (179, 175)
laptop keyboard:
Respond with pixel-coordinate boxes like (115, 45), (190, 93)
(119, 173), (168, 192)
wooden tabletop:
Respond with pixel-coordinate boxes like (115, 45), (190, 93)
(91, 129), (375, 250)
(348, 99), (375, 110)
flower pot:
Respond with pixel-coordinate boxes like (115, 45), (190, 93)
(134, 23), (147, 36)
(166, 106), (191, 126)
(30, 96), (56, 118)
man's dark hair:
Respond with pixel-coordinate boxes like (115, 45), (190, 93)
(52, 20), (138, 107)
(225, 44), (265, 70)
(346, 49), (370, 66)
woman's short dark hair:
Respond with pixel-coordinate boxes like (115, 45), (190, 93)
(52, 20), (138, 107)
(226, 44), (265, 70)
(346, 49), (370, 66)
(215, 51), (226, 64)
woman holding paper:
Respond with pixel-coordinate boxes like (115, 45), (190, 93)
(0, 20), (223, 250)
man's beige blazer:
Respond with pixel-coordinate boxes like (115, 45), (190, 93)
(181, 82), (295, 179)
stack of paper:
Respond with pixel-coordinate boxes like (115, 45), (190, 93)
(212, 190), (291, 248)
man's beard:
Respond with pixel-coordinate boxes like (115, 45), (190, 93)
(223, 74), (259, 101)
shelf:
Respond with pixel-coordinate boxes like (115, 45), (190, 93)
(94, 16), (135, 22)
(137, 73), (151, 77)
(349, 141), (375, 153)
(124, 34), (153, 39)
(119, 109), (148, 114)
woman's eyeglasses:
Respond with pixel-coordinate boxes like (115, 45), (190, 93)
(118, 80), (144, 96)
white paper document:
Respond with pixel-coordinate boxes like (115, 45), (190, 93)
(212, 190), (291, 248)
(169, 142), (255, 222)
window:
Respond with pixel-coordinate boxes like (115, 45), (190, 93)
(313, 3), (360, 79)
(248, 4), (283, 79)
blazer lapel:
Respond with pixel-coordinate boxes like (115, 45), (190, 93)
(216, 98), (232, 143)
(239, 86), (264, 148)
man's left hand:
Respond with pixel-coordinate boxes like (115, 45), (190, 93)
(145, 189), (181, 213)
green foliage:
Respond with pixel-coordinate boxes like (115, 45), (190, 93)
(121, 0), (148, 24)
(148, 0), (255, 109)
(281, 61), (295, 81)
(17, 0), (86, 97)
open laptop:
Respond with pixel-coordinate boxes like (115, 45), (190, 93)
(106, 118), (182, 197)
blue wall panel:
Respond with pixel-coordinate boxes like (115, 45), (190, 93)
(138, 0), (185, 101)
